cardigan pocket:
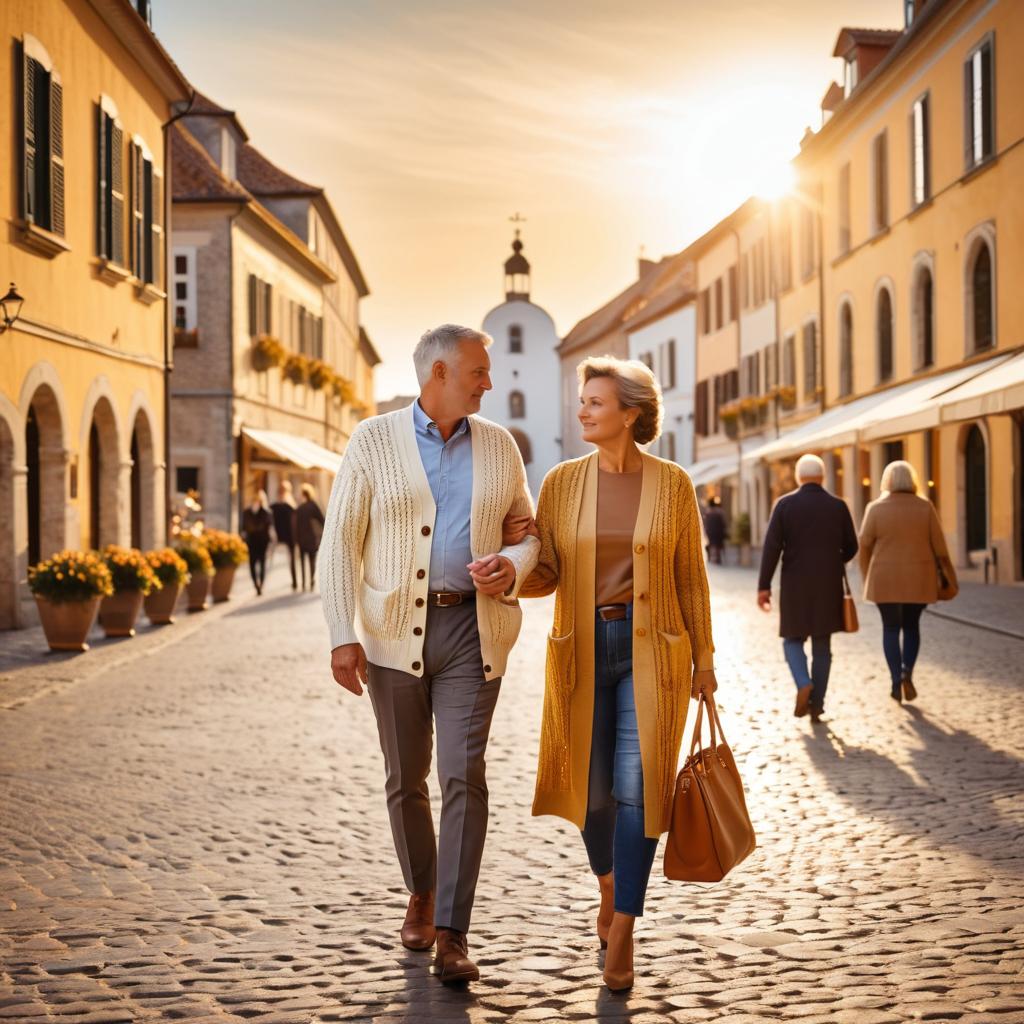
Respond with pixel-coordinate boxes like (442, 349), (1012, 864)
(659, 630), (691, 692)
(547, 630), (576, 694)
(359, 581), (404, 638)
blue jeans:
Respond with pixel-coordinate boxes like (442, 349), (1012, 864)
(782, 635), (832, 712)
(877, 603), (926, 691)
(581, 605), (659, 917)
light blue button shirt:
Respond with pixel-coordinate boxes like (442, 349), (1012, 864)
(413, 400), (474, 592)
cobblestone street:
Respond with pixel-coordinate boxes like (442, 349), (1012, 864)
(2, 562), (1023, 1023)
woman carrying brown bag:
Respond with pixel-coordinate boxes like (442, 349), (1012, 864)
(858, 460), (958, 704)
(505, 356), (717, 992)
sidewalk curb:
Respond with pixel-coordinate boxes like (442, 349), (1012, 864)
(924, 607), (1024, 642)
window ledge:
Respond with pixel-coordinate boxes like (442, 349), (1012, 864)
(134, 281), (166, 305)
(868, 224), (891, 245)
(961, 153), (998, 186)
(19, 220), (71, 258)
(907, 197), (934, 221)
(95, 259), (132, 286)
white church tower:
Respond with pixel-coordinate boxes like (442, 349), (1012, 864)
(481, 228), (561, 498)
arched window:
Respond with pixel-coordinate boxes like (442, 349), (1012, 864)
(912, 263), (934, 370)
(509, 390), (525, 419)
(971, 243), (993, 351)
(509, 324), (523, 354)
(877, 287), (893, 383)
(839, 303), (853, 397)
(965, 424), (987, 551)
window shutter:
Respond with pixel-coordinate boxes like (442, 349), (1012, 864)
(150, 167), (163, 287)
(963, 57), (974, 168)
(110, 124), (125, 265)
(129, 144), (145, 277)
(248, 275), (257, 336)
(22, 50), (38, 222)
(981, 43), (993, 159)
(49, 74), (64, 236)
(262, 282), (272, 336)
(97, 107), (109, 256)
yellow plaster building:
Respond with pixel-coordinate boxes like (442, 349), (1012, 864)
(0, 0), (190, 628)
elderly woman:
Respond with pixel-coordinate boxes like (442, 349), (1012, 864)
(509, 356), (717, 991)
(859, 460), (957, 703)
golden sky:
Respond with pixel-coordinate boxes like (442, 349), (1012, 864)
(154, 0), (903, 398)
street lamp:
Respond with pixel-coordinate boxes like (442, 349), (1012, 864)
(0, 283), (25, 334)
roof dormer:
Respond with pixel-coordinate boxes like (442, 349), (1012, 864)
(833, 28), (901, 98)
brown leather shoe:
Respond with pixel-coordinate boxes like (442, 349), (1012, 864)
(794, 683), (813, 718)
(400, 891), (435, 951)
(434, 928), (479, 984)
(902, 671), (917, 702)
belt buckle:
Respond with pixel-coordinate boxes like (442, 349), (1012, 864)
(436, 592), (462, 607)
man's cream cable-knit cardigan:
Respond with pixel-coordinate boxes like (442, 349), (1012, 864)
(317, 403), (540, 681)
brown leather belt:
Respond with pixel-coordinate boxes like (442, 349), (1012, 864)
(428, 591), (476, 607)
(597, 603), (628, 621)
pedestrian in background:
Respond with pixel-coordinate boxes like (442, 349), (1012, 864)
(242, 489), (273, 596)
(703, 496), (726, 565)
(858, 460), (958, 705)
(270, 481), (298, 591)
(295, 483), (325, 591)
(509, 356), (718, 992)
(757, 453), (858, 722)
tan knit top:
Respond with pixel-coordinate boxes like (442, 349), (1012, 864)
(596, 469), (642, 606)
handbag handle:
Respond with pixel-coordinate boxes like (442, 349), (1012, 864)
(688, 690), (727, 760)
(842, 566), (852, 597)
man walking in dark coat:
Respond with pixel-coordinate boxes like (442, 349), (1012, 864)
(703, 496), (727, 565)
(757, 453), (858, 721)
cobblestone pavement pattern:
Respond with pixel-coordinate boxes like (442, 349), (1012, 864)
(2, 565), (1023, 1023)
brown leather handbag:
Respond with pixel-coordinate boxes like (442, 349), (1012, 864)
(664, 693), (756, 883)
(936, 555), (959, 601)
(842, 568), (859, 633)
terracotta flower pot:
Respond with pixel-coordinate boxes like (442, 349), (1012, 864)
(144, 582), (182, 625)
(98, 589), (146, 638)
(35, 595), (101, 653)
(186, 573), (211, 612)
(211, 564), (237, 603)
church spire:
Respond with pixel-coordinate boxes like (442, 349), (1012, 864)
(504, 214), (530, 301)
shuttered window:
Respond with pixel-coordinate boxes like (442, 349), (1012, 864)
(247, 275), (273, 336)
(695, 380), (709, 437)
(872, 131), (889, 233)
(21, 38), (65, 237)
(97, 105), (127, 264)
(964, 37), (995, 170)
(911, 93), (931, 206)
(802, 322), (818, 399)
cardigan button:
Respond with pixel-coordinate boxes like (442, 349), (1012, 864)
(483, 664), (492, 673)
(413, 626), (422, 636)
(421, 525), (431, 536)
(412, 661), (421, 671)
(634, 543), (645, 554)
(416, 569), (425, 579)
(415, 598), (424, 607)
(637, 592), (648, 600)
(635, 627), (646, 638)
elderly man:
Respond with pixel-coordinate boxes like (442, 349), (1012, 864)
(318, 324), (539, 984)
(757, 453), (858, 722)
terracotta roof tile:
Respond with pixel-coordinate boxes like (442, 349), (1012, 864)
(237, 144), (321, 198)
(186, 90), (249, 141)
(170, 123), (250, 203)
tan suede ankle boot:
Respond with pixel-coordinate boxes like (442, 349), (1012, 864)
(603, 912), (635, 991)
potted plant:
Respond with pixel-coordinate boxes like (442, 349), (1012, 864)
(307, 359), (332, 391)
(28, 550), (113, 652)
(331, 374), (356, 404)
(252, 334), (285, 372)
(730, 512), (753, 567)
(719, 402), (740, 440)
(176, 539), (214, 612)
(283, 353), (311, 384)
(203, 529), (248, 602)
(144, 548), (191, 625)
(98, 546), (159, 638)
(774, 385), (797, 411)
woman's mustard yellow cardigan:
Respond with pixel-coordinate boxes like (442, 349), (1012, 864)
(520, 450), (715, 839)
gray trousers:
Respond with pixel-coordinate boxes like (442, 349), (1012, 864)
(366, 600), (501, 934)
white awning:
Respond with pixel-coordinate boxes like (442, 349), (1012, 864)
(242, 426), (343, 473)
(684, 456), (740, 487)
(938, 351), (1024, 423)
(859, 355), (1014, 441)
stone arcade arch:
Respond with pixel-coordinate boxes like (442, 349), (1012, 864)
(85, 396), (122, 550)
(129, 407), (157, 549)
(0, 400), (21, 629)
(22, 383), (66, 568)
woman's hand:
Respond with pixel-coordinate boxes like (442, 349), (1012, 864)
(502, 512), (538, 545)
(691, 668), (718, 700)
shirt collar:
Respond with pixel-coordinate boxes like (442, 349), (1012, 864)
(414, 399), (469, 440)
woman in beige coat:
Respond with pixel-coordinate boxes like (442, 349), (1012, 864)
(508, 356), (717, 991)
(858, 460), (957, 704)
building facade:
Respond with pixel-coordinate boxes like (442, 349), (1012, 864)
(0, 0), (190, 628)
(169, 96), (373, 532)
(480, 234), (560, 497)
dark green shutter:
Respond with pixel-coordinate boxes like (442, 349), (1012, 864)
(97, 107), (109, 257)
(111, 124), (124, 265)
(49, 77), (64, 236)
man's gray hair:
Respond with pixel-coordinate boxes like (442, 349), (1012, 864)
(795, 453), (826, 483)
(413, 324), (492, 386)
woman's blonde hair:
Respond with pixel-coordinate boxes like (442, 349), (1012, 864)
(300, 482), (317, 501)
(576, 355), (663, 445)
(880, 460), (920, 494)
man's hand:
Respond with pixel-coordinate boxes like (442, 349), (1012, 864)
(502, 512), (536, 546)
(331, 642), (368, 696)
(757, 589), (772, 612)
(467, 554), (516, 596)
(692, 668), (719, 700)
